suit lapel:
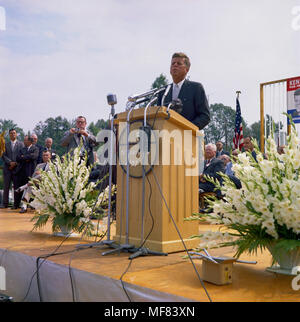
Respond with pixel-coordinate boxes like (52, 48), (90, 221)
(178, 79), (189, 101)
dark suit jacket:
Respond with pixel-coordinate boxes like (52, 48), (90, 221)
(61, 130), (98, 166)
(16, 145), (40, 180)
(199, 157), (225, 195)
(157, 79), (210, 130)
(216, 150), (229, 157)
(2, 140), (24, 175)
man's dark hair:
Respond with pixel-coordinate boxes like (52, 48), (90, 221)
(9, 128), (16, 133)
(294, 88), (300, 96)
(77, 116), (87, 122)
(172, 52), (191, 69)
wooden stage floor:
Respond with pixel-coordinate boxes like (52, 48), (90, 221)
(0, 208), (299, 302)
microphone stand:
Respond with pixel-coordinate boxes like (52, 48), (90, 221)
(76, 100), (120, 253)
(101, 101), (136, 255)
(128, 100), (168, 260)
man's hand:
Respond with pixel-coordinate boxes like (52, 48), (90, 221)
(199, 174), (206, 183)
(9, 161), (17, 170)
(70, 128), (88, 137)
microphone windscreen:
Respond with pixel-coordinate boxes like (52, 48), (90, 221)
(107, 94), (117, 106)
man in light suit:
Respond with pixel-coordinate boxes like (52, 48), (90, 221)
(1, 129), (24, 209)
(17, 150), (52, 213)
(61, 116), (98, 167)
(157, 52), (210, 130)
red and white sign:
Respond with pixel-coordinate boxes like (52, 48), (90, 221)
(287, 76), (300, 114)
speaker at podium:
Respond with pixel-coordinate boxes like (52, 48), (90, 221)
(114, 105), (204, 253)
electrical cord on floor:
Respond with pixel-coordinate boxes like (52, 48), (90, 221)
(119, 166), (155, 302)
(22, 232), (73, 302)
(150, 167), (213, 303)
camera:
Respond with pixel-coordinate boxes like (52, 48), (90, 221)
(74, 128), (81, 134)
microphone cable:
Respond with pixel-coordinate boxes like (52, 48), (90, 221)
(119, 165), (155, 302)
(150, 167), (213, 303)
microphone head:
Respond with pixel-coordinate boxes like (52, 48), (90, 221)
(171, 98), (183, 114)
(107, 94), (117, 106)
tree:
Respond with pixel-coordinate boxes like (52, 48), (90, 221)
(151, 73), (169, 89)
(203, 103), (237, 151)
(88, 119), (110, 136)
(0, 119), (25, 140)
(33, 116), (73, 156)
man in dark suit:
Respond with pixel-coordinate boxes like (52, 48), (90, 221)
(157, 52), (210, 130)
(16, 135), (40, 191)
(1, 129), (24, 209)
(199, 143), (225, 197)
(61, 115), (98, 167)
(43, 137), (57, 160)
(31, 133), (43, 164)
(216, 141), (229, 157)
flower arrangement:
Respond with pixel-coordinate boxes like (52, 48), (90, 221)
(188, 122), (300, 264)
(30, 145), (116, 236)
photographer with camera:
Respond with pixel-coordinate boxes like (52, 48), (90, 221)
(61, 116), (98, 166)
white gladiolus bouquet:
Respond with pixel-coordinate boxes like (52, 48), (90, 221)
(188, 121), (300, 258)
(30, 145), (115, 235)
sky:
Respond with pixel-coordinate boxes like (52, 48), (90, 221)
(0, 0), (300, 134)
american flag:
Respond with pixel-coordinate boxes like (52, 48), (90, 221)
(233, 97), (244, 150)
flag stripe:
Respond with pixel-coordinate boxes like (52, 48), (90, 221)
(233, 97), (244, 150)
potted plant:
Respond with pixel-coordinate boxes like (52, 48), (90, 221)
(30, 145), (115, 237)
(188, 122), (300, 274)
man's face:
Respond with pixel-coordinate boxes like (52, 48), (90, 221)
(170, 57), (189, 83)
(219, 154), (230, 165)
(216, 142), (223, 151)
(24, 136), (31, 147)
(31, 134), (38, 144)
(9, 130), (17, 141)
(45, 139), (52, 148)
(232, 149), (239, 160)
(76, 117), (86, 130)
(243, 138), (254, 152)
(42, 152), (51, 163)
(204, 146), (216, 160)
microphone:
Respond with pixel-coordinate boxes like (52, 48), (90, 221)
(128, 86), (167, 102)
(167, 98), (183, 114)
(161, 84), (172, 107)
(107, 94), (117, 106)
(107, 93), (117, 117)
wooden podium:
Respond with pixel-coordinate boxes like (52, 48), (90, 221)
(114, 106), (202, 253)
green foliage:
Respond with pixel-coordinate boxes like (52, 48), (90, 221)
(203, 103), (237, 151)
(151, 73), (169, 89)
(0, 119), (25, 141)
(33, 116), (73, 157)
(88, 119), (110, 136)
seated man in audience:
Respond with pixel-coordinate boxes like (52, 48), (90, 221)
(199, 143), (225, 197)
(243, 136), (257, 161)
(16, 150), (52, 213)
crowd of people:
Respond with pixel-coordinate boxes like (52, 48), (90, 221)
(0, 51), (287, 216)
(0, 115), (98, 213)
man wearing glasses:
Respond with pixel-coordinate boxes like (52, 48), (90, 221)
(61, 116), (98, 166)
